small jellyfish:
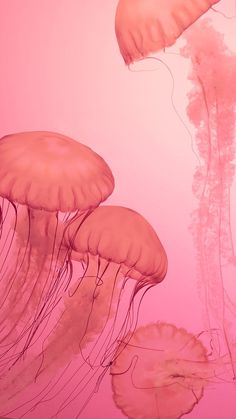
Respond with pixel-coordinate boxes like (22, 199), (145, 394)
(111, 322), (233, 419)
(0, 205), (167, 418)
(115, 0), (220, 65)
(180, 19), (236, 376)
(0, 131), (114, 371)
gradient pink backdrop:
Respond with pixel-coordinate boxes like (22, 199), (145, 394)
(0, 1), (236, 418)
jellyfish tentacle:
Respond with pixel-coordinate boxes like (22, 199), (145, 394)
(181, 19), (236, 379)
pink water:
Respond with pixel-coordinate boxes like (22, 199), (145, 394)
(0, 1), (236, 418)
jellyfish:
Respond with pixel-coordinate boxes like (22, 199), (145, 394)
(111, 322), (234, 419)
(115, 0), (220, 65)
(0, 131), (114, 372)
(0, 205), (167, 418)
(179, 19), (236, 376)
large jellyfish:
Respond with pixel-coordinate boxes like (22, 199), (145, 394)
(111, 322), (234, 419)
(0, 205), (167, 418)
(180, 19), (236, 377)
(115, 0), (220, 65)
(0, 131), (114, 372)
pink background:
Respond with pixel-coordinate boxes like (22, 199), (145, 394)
(0, 1), (236, 418)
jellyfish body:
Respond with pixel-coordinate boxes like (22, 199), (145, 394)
(115, 0), (220, 64)
(111, 322), (232, 419)
(180, 20), (236, 376)
(0, 131), (114, 372)
(0, 205), (167, 417)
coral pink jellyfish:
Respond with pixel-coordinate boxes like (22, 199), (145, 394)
(0, 131), (114, 372)
(115, 0), (220, 65)
(180, 19), (236, 377)
(111, 322), (232, 419)
(0, 205), (167, 418)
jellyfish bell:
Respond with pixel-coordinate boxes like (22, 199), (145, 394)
(111, 322), (234, 419)
(65, 205), (168, 286)
(115, 0), (220, 65)
(0, 131), (114, 212)
(0, 131), (114, 371)
(0, 205), (167, 418)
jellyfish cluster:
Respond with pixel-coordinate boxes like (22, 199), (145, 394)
(0, 131), (168, 417)
(1, 0), (236, 418)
